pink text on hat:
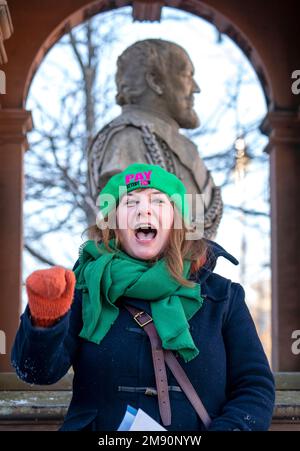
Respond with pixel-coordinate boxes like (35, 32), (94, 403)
(125, 171), (152, 185)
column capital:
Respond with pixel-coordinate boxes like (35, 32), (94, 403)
(0, 109), (33, 150)
(260, 109), (300, 151)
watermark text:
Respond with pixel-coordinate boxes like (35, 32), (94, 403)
(291, 70), (300, 94)
(291, 330), (300, 355)
(0, 70), (6, 94)
(0, 330), (6, 354)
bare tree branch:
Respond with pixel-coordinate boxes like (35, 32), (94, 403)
(24, 243), (57, 266)
(225, 205), (269, 217)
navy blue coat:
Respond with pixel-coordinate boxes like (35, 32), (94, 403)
(11, 241), (275, 431)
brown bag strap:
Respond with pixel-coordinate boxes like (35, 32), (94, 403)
(124, 304), (212, 429)
(124, 305), (171, 426)
(163, 350), (211, 429)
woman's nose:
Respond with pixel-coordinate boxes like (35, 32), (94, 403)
(137, 200), (152, 216)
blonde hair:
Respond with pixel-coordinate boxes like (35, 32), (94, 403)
(87, 205), (207, 288)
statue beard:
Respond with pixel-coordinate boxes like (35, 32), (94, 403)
(175, 108), (200, 129)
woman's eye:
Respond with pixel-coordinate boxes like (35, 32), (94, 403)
(126, 199), (138, 206)
(152, 198), (164, 204)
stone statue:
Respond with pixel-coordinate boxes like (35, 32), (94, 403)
(88, 39), (223, 239)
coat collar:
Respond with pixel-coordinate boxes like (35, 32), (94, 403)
(191, 240), (239, 285)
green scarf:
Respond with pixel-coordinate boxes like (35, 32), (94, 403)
(74, 240), (204, 363)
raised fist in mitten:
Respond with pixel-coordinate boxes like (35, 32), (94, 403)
(26, 267), (76, 327)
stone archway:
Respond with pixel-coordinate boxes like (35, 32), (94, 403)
(2, 0), (275, 109)
(0, 0), (299, 372)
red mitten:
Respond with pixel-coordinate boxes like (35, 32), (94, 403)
(26, 266), (76, 327)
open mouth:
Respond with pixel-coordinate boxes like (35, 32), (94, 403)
(134, 224), (158, 242)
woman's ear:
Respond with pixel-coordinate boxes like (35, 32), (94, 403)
(145, 72), (163, 95)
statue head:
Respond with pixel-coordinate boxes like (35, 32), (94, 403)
(116, 39), (201, 129)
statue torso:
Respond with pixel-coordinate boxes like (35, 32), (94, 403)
(88, 105), (223, 239)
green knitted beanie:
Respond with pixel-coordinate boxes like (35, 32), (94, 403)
(97, 163), (190, 224)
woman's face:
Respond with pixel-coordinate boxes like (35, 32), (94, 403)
(116, 188), (174, 260)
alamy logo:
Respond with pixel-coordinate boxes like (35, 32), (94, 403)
(291, 70), (300, 95)
(125, 170), (152, 189)
(0, 330), (6, 354)
(291, 330), (300, 355)
(0, 70), (6, 94)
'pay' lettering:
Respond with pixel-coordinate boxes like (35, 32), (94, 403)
(125, 171), (152, 185)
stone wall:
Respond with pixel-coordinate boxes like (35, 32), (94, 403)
(0, 373), (299, 431)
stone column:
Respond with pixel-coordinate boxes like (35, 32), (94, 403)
(0, 109), (32, 372)
(261, 110), (300, 371)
